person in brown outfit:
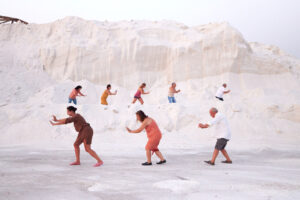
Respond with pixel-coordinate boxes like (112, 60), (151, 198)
(50, 106), (103, 167)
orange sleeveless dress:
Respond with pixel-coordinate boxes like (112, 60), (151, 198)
(145, 119), (162, 152)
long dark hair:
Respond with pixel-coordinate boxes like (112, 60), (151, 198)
(67, 106), (77, 112)
(136, 110), (148, 122)
(75, 85), (82, 90)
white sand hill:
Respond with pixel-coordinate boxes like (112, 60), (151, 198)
(0, 17), (300, 200)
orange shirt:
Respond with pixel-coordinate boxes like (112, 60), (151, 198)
(69, 89), (79, 99)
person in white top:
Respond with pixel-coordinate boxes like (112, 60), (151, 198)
(168, 82), (181, 103)
(198, 107), (232, 166)
(215, 83), (230, 101)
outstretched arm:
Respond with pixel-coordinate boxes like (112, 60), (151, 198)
(224, 90), (230, 94)
(126, 120), (148, 133)
(50, 115), (67, 126)
(176, 89), (181, 93)
(78, 91), (86, 96)
(198, 123), (209, 129)
(142, 90), (150, 94)
(108, 90), (117, 95)
(140, 88), (149, 95)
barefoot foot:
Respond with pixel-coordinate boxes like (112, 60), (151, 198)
(93, 161), (103, 167)
(70, 161), (80, 166)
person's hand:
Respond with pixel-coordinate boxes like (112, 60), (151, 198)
(115, 90), (118, 94)
(126, 127), (131, 133)
(49, 121), (55, 126)
(52, 115), (57, 122)
(178, 89), (181, 93)
(198, 123), (204, 128)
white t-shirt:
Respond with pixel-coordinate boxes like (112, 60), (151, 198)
(215, 86), (226, 98)
(208, 113), (231, 140)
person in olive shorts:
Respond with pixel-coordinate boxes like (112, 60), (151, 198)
(50, 106), (103, 167)
(198, 107), (232, 166)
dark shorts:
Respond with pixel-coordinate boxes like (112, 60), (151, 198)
(74, 126), (93, 146)
(215, 138), (229, 150)
(134, 96), (141, 99)
(215, 96), (224, 101)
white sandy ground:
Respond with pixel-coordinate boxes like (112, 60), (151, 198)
(1, 18), (300, 200)
(0, 144), (300, 200)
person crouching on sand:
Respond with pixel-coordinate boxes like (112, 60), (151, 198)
(126, 110), (166, 166)
(101, 84), (117, 105)
(198, 107), (232, 166)
(50, 106), (103, 167)
(132, 83), (149, 105)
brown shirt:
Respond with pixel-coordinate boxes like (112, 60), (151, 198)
(65, 114), (90, 132)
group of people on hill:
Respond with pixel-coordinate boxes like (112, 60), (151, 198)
(68, 82), (183, 106)
(50, 82), (231, 167)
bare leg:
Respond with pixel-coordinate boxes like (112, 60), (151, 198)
(84, 141), (102, 163)
(132, 98), (137, 104)
(211, 149), (219, 164)
(154, 151), (165, 161)
(146, 150), (152, 163)
(221, 149), (231, 162)
(138, 98), (144, 105)
(71, 143), (80, 165)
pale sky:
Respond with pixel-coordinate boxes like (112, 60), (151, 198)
(1, 0), (300, 58)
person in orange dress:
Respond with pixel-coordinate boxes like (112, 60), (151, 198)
(68, 85), (86, 105)
(126, 110), (166, 166)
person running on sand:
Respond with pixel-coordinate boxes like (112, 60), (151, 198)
(126, 110), (166, 166)
(68, 85), (86, 105)
(132, 83), (149, 105)
(198, 107), (232, 166)
(50, 106), (103, 167)
(101, 84), (117, 105)
(168, 82), (181, 103)
(215, 83), (230, 101)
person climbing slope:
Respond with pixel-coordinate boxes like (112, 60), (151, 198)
(68, 85), (86, 105)
(215, 83), (230, 101)
(132, 83), (150, 105)
(101, 84), (117, 105)
(168, 82), (181, 103)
